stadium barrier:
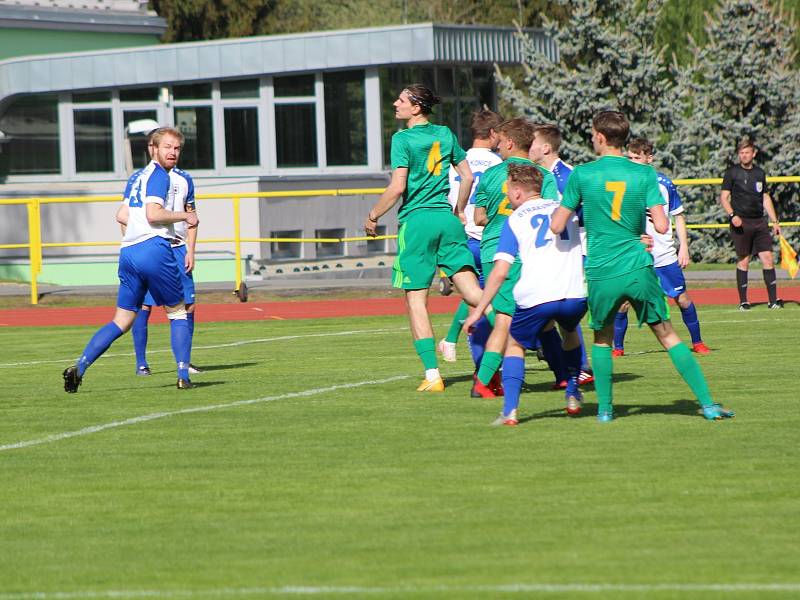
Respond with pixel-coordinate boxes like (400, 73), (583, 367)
(1, 178), (799, 305)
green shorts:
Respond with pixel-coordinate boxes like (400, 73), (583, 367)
(587, 266), (669, 330)
(482, 259), (521, 316)
(392, 209), (476, 289)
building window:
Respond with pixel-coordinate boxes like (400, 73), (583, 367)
(324, 70), (366, 166)
(74, 108), (113, 172)
(173, 83), (212, 100)
(275, 104), (317, 167)
(270, 230), (302, 260)
(315, 228), (345, 258)
(221, 79), (259, 99)
(224, 107), (259, 167)
(175, 106), (214, 170)
(274, 75), (315, 97)
(366, 225), (387, 253)
(120, 87), (160, 102)
(124, 110), (157, 170)
(0, 95), (60, 176)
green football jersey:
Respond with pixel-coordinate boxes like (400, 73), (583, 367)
(475, 156), (558, 262)
(390, 122), (467, 222)
(561, 155), (664, 280)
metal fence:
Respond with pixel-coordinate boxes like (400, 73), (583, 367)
(1, 179), (799, 305)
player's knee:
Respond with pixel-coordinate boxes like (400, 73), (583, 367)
(165, 305), (188, 320)
(186, 303), (195, 313)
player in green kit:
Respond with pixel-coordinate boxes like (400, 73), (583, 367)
(364, 84), (491, 392)
(550, 110), (734, 422)
(469, 118), (559, 398)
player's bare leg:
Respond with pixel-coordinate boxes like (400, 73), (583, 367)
(405, 288), (444, 391)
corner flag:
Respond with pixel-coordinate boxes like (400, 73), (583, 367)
(779, 235), (798, 279)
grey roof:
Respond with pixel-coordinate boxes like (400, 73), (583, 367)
(0, 22), (555, 105)
(0, 3), (165, 34)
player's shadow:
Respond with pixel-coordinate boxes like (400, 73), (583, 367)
(517, 398), (699, 424)
(189, 362), (258, 372)
(163, 380), (225, 389)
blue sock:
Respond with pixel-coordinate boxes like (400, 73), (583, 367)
(613, 312), (628, 350)
(501, 356), (525, 417)
(132, 309), (151, 369)
(539, 327), (566, 382)
(187, 310), (195, 340)
(77, 322), (124, 376)
(170, 317), (191, 380)
(563, 346), (583, 397)
(576, 324), (589, 371)
(680, 302), (702, 344)
(467, 316), (491, 368)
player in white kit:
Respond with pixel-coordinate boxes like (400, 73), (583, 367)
(437, 110), (503, 369)
(463, 163), (587, 426)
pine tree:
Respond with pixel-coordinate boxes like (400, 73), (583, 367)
(496, 0), (678, 167)
(671, 0), (800, 261)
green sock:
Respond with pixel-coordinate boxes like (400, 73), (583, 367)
(445, 301), (470, 344)
(477, 351), (503, 385)
(413, 338), (438, 370)
(592, 344), (613, 414)
(667, 342), (713, 407)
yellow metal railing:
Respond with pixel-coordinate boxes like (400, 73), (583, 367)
(1, 178), (799, 305)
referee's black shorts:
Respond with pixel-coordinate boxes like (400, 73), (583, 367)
(729, 216), (773, 257)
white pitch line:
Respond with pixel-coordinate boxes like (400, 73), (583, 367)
(1, 583), (800, 598)
(0, 375), (410, 453)
(0, 327), (408, 369)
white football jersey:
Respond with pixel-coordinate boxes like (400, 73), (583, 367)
(648, 172), (684, 268)
(169, 167), (196, 246)
(494, 197), (585, 309)
(120, 161), (173, 248)
(448, 147), (502, 240)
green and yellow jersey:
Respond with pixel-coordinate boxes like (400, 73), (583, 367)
(561, 155), (664, 280)
(475, 156), (558, 263)
(390, 123), (467, 223)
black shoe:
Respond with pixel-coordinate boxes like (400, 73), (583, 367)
(188, 363), (203, 375)
(63, 366), (82, 393)
(136, 366), (152, 376)
(739, 302), (751, 311)
(176, 378), (195, 390)
(768, 299), (784, 309)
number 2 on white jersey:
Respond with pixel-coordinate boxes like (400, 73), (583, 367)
(606, 181), (626, 221)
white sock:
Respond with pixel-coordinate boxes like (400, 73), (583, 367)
(425, 368), (441, 382)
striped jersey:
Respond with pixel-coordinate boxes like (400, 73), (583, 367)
(561, 155), (664, 280)
(390, 122), (467, 222)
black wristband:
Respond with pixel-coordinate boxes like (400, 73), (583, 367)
(368, 214), (378, 222)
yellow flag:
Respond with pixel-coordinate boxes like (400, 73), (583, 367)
(779, 235), (799, 279)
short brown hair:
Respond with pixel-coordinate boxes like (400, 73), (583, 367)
(470, 109), (504, 141)
(507, 163), (543, 195)
(628, 137), (654, 156)
(497, 118), (535, 152)
(737, 137), (756, 152)
(532, 123), (562, 153)
(592, 110), (629, 148)
(148, 126), (184, 147)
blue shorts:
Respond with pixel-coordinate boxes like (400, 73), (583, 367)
(143, 244), (196, 306)
(467, 236), (484, 286)
(117, 236), (184, 311)
(510, 298), (588, 350)
(655, 261), (687, 299)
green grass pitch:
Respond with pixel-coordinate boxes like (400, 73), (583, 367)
(1, 305), (798, 599)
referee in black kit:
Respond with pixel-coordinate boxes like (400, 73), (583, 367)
(719, 138), (783, 310)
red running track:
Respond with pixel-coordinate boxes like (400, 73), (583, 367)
(0, 287), (797, 328)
